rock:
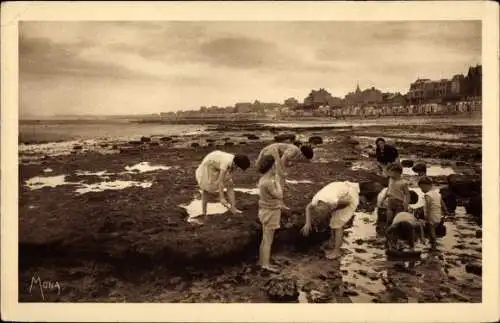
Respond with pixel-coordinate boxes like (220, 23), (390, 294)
(447, 174), (481, 198)
(412, 163), (426, 174)
(190, 143), (200, 148)
(368, 152), (377, 158)
(401, 160), (414, 168)
(343, 289), (359, 297)
(119, 147), (141, 155)
(160, 136), (173, 142)
(111, 144), (118, 150)
(358, 269), (368, 276)
(245, 134), (259, 140)
(343, 137), (359, 146)
(224, 142), (235, 147)
(239, 142), (247, 145)
(128, 141), (142, 145)
(455, 161), (468, 167)
(100, 143), (109, 148)
(354, 248), (367, 253)
(308, 136), (323, 145)
(367, 272), (379, 281)
(440, 188), (457, 213)
(140, 136), (151, 143)
(149, 142), (159, 147)
(465, 195), (481, 222)
(264, 278), (299, 303)
(223, 137), (230, 141)
(73, 145), (83, 150)
(465, 263), (482, 276)
(274, 133), (296, 143)
(354, 239), (364, 245)
(206, 139), (216, 143)
(475, 230), (482, 238)
(438, 150), (455, 159)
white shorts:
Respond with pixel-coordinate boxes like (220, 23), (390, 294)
(195, 165), (233, 193)
(330, 196), (359, 229)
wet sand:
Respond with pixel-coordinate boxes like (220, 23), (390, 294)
(18, 123), (482, 302)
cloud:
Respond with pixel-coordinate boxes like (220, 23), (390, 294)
(18, 21), (481, 116)
(19, 36), (161, 81)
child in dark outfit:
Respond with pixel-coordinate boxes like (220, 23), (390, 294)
(375, 138), (400, 177)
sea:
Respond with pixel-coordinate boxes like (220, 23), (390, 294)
(19, 116), (481, 145)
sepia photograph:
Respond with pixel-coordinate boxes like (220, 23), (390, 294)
(2, 1), (499, 322)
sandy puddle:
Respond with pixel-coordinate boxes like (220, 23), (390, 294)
(181, 200), (229, 220)
(124, 162), (171, 173)
(26, 161), (172, 194)
(25, 175), (79, 190)
(181, 187), (260, 220)
(402, 165), (456, 177)
(355, 135), (481, 148)
(286, 179), (314, 184)
(351, 160), (457, 178)
(25, 174), (154, 194)
(75, 170), (114, 178)
(276, 206), (480, 303)
(74, 180), (153, 194)
(234, 188), (259, 195)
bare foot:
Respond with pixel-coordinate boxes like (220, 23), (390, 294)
(231, 208), (243, 215)
(260, 265), (281, 273)
(325, 250), (342, 260)
(187, 217), (204, 225)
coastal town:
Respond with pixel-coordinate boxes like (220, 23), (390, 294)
(156, 65), (482, 121)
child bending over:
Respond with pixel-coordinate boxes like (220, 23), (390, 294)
(300, 181), (361, 260)
(386, 211), (426, 251)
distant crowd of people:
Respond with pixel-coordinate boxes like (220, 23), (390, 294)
(193, 136), (448, 273)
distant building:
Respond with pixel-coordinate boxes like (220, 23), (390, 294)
(465, 65), (482, 97)
(451, 74), (466, 95)
(234, 102), (253, 113)
(160, 112), (176, 119)
(304, 88), (342, 108)
(407, 65), (481, 104)
(345, 84), (383, 106)
(382, 92), (407, 106)
(284, 97), (299, 108)
(407, 78), (451, 103)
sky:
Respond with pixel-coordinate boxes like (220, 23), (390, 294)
(19, 21), (481, 116)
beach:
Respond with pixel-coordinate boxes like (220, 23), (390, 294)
(18, 117), (482, 303)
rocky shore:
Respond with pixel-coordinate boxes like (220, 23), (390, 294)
(18, 123), (482, 302)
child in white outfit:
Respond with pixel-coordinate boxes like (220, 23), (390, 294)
(301, 181), (360, 260)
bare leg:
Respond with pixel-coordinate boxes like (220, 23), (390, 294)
(386, 227), (396, 250)
(259, 228), (279, 272)
(226, 186), (242, 214)
(408, 228), (415, 251)
(429, 224), (437, 251)
(188, 191), (208, 225)
(325, 228), (343, 260)
(201, 190), (208, 218)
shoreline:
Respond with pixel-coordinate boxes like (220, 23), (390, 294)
(18, 123), (482, 302)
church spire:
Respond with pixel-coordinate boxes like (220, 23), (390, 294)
(355, 82), (361, 93)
